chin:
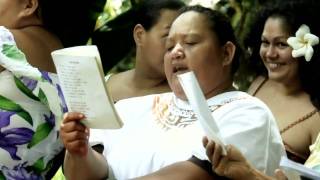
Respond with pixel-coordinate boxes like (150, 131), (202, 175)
(268, 73), (287, 82)
(172, 88), (187, 101)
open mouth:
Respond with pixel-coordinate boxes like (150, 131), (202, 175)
(267, 62), (287, 70)
(173, 66), (189, 74)
(269, 63), (280, 69)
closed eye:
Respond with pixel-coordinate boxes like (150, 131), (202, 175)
(166, 46), (173, 52)
(276, 42), (288, 48)
(186, 43), (196, 46)
(162, 34), (169, 38)
(185, 42), (197, 47)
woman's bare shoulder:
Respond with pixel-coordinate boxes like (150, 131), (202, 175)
(308, 109), (320, 142)
(107, 70), (135, 101)
(247, 75), (267, 95)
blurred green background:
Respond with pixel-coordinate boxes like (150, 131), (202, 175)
(90, 0), (266, 90)
(93, 0), (259, 71)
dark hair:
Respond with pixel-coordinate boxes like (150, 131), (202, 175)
(244, 0), (320, 109)
(135, 0), (185, 31)
(38, 0), (105, 47)
(91, 0), (185, 72)
(178, 5), (242, 76)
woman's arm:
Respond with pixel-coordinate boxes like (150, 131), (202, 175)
(134, 161), (214, 180)
(61, 112), (109, 180)
(64, 147), (108, 180)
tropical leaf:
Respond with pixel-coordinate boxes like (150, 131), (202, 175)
(2, 44), (25, 60)
(0, 95), (23, 111)
(27, 122), (53, 148)
(14, 76), (40, 101)
(25, 157), (54, 177)
(38, 88), (48, 107)
(17, 111), (33, 125)
(32, 157), (46, 173)
(0, 171), (5, 180)
(0, 95), (33, 125)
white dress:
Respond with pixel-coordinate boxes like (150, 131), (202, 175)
(90, 91), (285, 179)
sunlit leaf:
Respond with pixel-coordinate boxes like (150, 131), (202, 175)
(27, 122), (53, 148)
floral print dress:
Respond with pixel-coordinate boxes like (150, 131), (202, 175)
(0, 26), (67, 180)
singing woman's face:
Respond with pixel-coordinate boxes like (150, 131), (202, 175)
(164, 11), (232, 100)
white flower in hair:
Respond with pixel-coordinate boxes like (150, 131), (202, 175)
(287, 24), (319, 62)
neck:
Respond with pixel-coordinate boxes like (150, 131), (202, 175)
(204, 79), (235, 99)
(135, 49), (165, 78)
(268, 78), (302, 96)
(131, 69), (168, 89)
(14, 14), (43, 29)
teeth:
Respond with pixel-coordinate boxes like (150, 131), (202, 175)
(269, 63), (280, 69)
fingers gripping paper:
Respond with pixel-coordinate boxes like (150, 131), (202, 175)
(178, 71), (226, 155)
(52, 45), (123, 129)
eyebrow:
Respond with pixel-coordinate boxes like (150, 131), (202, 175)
(261, 35), (288, 40)
(169, 33), (201, 38)
(185, 33), (202, 39)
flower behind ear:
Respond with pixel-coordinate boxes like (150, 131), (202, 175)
(287, 24), (319, 62)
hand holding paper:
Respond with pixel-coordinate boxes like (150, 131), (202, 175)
(178, 71), (226, 155)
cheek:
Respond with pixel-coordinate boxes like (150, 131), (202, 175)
(150, 34), (166, 49)
(288, 60), (299, 72)
(164, 54), (171, 77)
(152, 42), (166, 59)
(281, 51), (294, 62)
(196, 70), (219, 94)
(259, 46), (266, 59)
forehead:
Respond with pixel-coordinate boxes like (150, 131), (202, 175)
(169, 11), (212, 37)
(263, 17), (290, 37)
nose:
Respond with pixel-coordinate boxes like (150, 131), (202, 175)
(265, 45), (278, 59)
(171, 43), (184, 60)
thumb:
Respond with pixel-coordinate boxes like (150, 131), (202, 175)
(202, 136), (209, 147)
(226, 145), (246, 162)
(274, 169), (288, 180)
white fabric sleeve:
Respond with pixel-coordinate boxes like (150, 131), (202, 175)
(192, 98), (285, 176)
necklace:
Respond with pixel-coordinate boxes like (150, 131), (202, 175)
(152, 94), (248, 131)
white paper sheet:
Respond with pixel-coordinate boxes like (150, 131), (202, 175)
(52, 45), (123, 129)
(178, 71), (226, 155)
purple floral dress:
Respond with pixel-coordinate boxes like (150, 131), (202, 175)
(0, 26), (67, 179)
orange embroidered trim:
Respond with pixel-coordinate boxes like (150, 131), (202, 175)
(152, 95), (248, 131)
